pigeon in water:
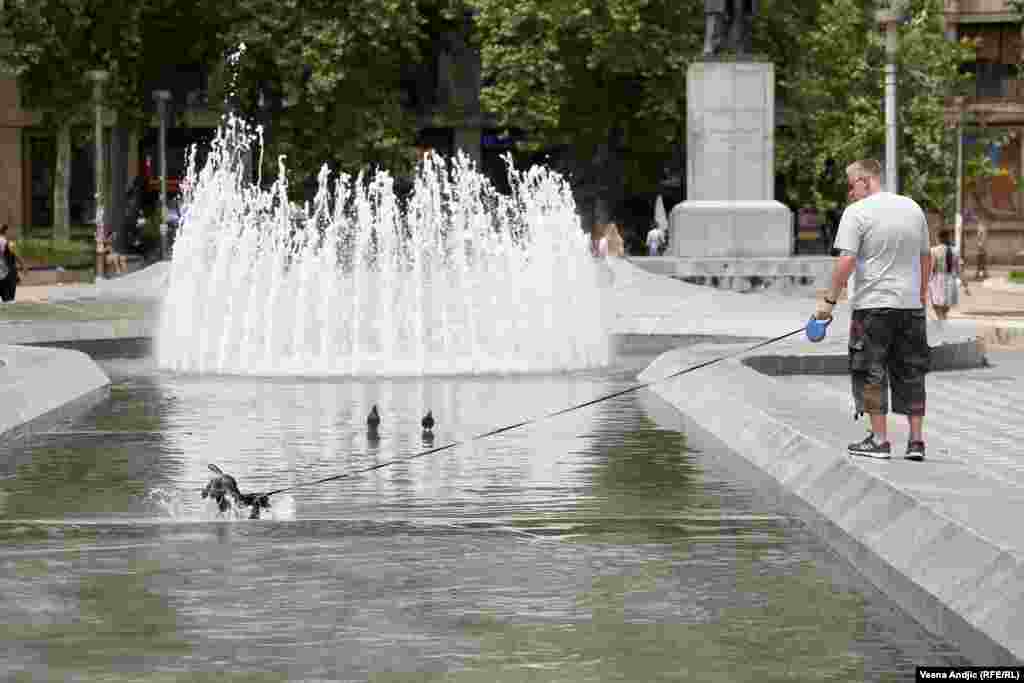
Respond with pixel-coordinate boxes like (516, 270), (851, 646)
(367, 405), (381, 429)
(367, 405), (381, 442)
(421, 410), (435, 434)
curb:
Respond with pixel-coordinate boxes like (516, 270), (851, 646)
(0, 318), (157, 346)
(744, 337), (987, 375)
(974, 321), (1024, 348)
(0, 345), (111, 448)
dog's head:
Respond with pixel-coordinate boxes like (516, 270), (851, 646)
(202, 464), (243, 512)
(203, 465), (272, 517)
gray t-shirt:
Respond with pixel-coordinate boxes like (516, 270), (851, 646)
(833, 191), (930, 310)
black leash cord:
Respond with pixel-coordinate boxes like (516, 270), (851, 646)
(262, 326), (806, 498)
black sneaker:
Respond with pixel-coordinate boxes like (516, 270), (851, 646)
(905, 441), (926, 461)
(848, 434), (891, 459)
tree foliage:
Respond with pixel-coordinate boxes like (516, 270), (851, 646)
(1, 0), (981, 225)
(470, 0), (704, 221)
(0, 0), (146, 128)
(766, 0), (973, 216)
(218, 0), (465, 184)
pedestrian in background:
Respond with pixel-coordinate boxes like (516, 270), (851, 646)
(591, 223), (609, 259)
(104, 229), (128, 275)
(928, 229), (961, 321)
(606, 222), (625, 257)
(0, 224), (27, 302)
(646, 224), (664, 256)
(814, 159), (932, 461)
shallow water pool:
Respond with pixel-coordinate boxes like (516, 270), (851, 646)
(0, 352), (969, 680)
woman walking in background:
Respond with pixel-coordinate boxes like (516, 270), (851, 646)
(605, 222), (625, 257)
(929, 229), (961, 320)
(591, 223), (609, 259)
(0, 224), (27, 303)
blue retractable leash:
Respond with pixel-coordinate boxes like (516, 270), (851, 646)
(805, 315), (832, 343)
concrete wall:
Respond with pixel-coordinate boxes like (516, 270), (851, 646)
(962, 224), (1024, 265)
(0, 345), (110, 448)
(957, 0), (1014, 15)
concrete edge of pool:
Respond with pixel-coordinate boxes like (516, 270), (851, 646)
(0, 344), (111, 449)
(641, 342), (1023, 666)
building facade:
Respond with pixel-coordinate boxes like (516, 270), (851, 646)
(0, 72), (206, 241)
(944, 0), (1024, 264)
(0, 76), (33, 236)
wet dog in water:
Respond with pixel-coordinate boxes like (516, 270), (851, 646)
(201, 464), (271, 519)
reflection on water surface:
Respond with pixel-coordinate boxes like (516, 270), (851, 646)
(0, 355), (969, 680)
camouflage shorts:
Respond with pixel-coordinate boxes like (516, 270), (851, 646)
(849, 308), (929, 417)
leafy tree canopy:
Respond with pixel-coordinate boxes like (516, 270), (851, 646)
(217, 0), (466, 184)
(1, 0), (981, 220)
(773, 0), (974, 217)
(472, 0), (974, 220)
(470, 0), (703, 203)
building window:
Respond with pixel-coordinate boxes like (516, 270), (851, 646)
(28, 136), (55, 229)
(960, 23), (1022, 98)
(964, 129), (1021, 214)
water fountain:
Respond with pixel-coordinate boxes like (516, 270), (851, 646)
(156, 119), (611, 376)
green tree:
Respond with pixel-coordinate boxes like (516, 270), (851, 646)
(216, 0), (465, 185)
(471, 0), (973, 232)
(469, 0), (704, 229)
(770, 0), (974, 218)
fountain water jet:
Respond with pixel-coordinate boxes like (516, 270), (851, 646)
(157, 119), (611, 376)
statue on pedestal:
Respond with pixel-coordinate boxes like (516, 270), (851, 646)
(703, 0), (757, 57)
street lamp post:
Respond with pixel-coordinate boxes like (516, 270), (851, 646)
(153, 90), (172, 260)
(876, 4), (903, 193)
(86, 69), (110, 278)
(955, 110), (964, 255)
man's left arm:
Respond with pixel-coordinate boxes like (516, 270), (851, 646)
(920, 253), (932, 307)
(816, 253), (856, 320)
(919, 212), (932, 307)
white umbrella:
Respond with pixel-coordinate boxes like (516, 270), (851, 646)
(654, 195), (669, 245)
(654, 195), (669, 232)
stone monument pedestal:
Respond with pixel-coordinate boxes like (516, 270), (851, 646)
(670, 200), (792, 257)
(669, 61), (792, 258)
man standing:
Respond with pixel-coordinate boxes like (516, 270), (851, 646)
(814, 159), (932, 461)
(646, 224), (664, 256)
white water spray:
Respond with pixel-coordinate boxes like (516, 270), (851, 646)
(157, 119), (610, 376)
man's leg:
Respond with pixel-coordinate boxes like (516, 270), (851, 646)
(890, 309), (930, 458)
(909, 415), (924, 443)
(849, 310), (893, 457)
(870, 412), (889, 444)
